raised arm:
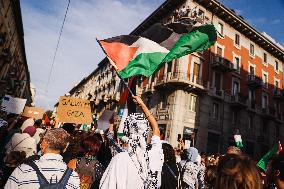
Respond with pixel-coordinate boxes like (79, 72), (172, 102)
(132, 96), (160, 137)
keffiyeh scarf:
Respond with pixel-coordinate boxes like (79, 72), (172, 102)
(122, 113), (160, 188)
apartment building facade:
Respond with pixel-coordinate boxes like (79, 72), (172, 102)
(65, 0), (284, 157)
(0, 0), (32, 105)
(134, 0), (284, 157)
(63, 59), (122, 118)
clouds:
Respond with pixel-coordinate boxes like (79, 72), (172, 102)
(21, 0), (163, 110)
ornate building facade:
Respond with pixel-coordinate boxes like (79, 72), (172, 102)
(66, 0), (284, 158)
(0, 0), (32, 105)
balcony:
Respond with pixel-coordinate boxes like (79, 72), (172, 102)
(262, 82), (269, 90)
(247, 99), (256, 111)
(261, 106), (276, 119)
(210, 55), (234, 72)
(1, 48), (12, 63)
(247, 75), (263, 89)
(273, 88), (284, 100)
(209, 87), (224, 99)
(155, 72), (206, 93)
(228, 93), (247, 108)
(143, 81), (155, 94)
(0, 33), (6, 46)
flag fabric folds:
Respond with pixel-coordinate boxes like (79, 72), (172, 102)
(98, 24), (217, 79)
(98, 35), (169, 79)
(257, 141), (283, 171)
(162, 24), (217, 62)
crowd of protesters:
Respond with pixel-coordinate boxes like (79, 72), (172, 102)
(0, 96), (284, 189)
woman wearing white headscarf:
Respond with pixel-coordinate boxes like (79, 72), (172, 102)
(180, 147), (205, 189)
(100, 96), (164, 189)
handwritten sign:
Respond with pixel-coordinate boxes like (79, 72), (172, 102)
(22, 106), (45, 119)
(1, 95), (26, 114)
(57, 96), (92, 124)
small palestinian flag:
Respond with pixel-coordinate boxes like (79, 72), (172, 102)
(98, 35), (169, 79)
(257, 141), (283, 171)
(234, 134), (243, 148)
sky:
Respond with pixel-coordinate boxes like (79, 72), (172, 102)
(21, 0), (284, 110)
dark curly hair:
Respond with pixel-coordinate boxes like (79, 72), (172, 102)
(162, 143), (176, 165)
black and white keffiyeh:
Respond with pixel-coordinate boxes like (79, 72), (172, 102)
(123, 113), (162, 189)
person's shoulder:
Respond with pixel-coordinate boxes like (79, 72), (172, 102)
(111, 151), (130, 162)
(13, 163), (35, 175)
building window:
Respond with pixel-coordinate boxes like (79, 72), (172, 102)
(234, 57), (240, 72)
(198, 9), (204, 19)
(263, 53), (267, 64)
(214, 72), (222, 91)
(248, 89), (255, 101)
(262, 93), (268, 109)
(232, 81), (239, 95)
(235, 34), (240, 46)
(189, 95), (197, 112)
(212, 102), (219, 119)
(250, 44), (254, 56)
(262, 72), (268, 87)
(217, 23), (224, 36)
(192, 62), (201, 83)
(216, 46), (223, 57)
(160, 94), (167, 109)
(232, 110), (237, 124)
(167, 61), (172, 73)
(275, 61), (279, 71)
(249, 65), (255, 75)
(275, 80), (279, 89)
(248, 115), (253, 131)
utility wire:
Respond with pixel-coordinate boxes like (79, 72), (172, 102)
(45, 0), (71, 92)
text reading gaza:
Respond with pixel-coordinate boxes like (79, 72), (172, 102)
(61, 98), (90, 108)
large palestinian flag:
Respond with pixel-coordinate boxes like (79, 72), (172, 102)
(98, 35), (169, 78)
(98, 24), (217, 79)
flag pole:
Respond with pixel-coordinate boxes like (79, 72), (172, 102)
(96, 38), (134, 97)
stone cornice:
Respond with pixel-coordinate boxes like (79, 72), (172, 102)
(196, 0), (284, 62)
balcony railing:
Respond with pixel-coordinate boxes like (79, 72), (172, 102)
(273, 88), (284, 99)
(247, 99), (256, 110)
(261, 106), (276, 118)
(247, 74), (263, 89)
(229, 93), (247, 107)
(154, 72), (205, 92)
(210, 55), (234, 72)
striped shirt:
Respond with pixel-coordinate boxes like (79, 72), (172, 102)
(4, 153), (80, 189)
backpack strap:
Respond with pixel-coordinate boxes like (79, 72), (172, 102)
(58, 168), (73, 186)
(26, 161), (49, 186)
(165, 163), (177, 180)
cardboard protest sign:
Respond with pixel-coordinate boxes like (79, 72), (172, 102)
(57, 96), (92, 124)
(22, 106), (45, 119)
(97, 110), (114, 130)
(1, 95), (27, 114)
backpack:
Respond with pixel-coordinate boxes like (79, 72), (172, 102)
(180, 161), (190, 189)
(26, 161), (73, 189)
(161, 163), (183, 189)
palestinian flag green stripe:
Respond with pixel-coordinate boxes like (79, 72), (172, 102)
(118, 52), (167, 78)
(163, 24), (217, 62)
